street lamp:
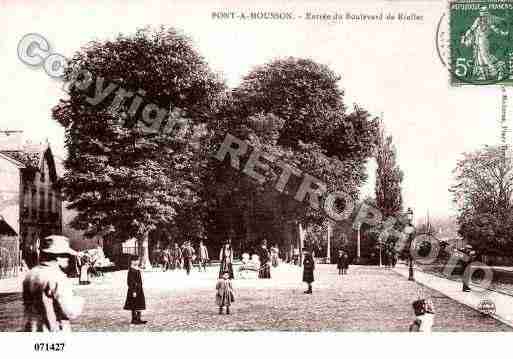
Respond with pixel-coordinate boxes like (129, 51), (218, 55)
(406, 207), (415, 281)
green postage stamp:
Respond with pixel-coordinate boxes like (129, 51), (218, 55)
(450, 0), (513, 85)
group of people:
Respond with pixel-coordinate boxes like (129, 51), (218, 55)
(20, 235), (437, 331)
(159, 241), (209, 274)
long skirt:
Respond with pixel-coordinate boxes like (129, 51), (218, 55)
(124, 287), (146, 311)
(259, 263), (271, 279)
(216, 288), (234, 307)
(303, 268), (314, 283)
(79, 265), (90, 285)
(219, 261), (234, 279)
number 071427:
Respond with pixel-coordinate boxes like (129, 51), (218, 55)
(33, 343), (65, 352)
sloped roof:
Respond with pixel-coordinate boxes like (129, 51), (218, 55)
(0, 143), (47, 170)
(0, 144), (59, 182)
(0, 217), (17, 236)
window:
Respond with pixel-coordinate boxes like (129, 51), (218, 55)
(31, 188), (37, 217)
(39, 190), (45, 212)
(40, 160), (46, 182)
(49, 193), (54, 213)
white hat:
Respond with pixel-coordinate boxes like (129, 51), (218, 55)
(40, 235), (77, 256)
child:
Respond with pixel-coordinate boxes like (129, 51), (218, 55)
(343, 252), (349, 275)
(302, 248), (315, 294)
(336, 249), (345, 275)
(124, 256), (147, 325)
(216, 271), (234, 314)
(409, 298), (435, 332)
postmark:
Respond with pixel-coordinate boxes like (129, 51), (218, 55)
(449, 0), (513, 86)
(477, 298), (497, 316)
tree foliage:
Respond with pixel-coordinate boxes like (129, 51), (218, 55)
(205, 57), (379, 252)
(53, 27), (224, 246)
(374, 120), (403, 219)
(451, 145), (513, 256)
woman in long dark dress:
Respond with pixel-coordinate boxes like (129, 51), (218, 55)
(124, 257), (147, 325)
(219, 242), (234, 279)
(258, 241), (271, 279)
(302, 248), (315, 294)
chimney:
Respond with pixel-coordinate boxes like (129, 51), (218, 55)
(0, 130), (23, 151)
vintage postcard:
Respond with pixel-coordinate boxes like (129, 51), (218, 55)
(1, 0), (513, 357)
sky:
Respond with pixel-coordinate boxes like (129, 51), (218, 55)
(1, 0), (512, 220)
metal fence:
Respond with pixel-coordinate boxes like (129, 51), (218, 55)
(0, 236), (21, 279)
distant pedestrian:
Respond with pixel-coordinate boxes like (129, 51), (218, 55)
(22, 235), (84, 332)
(170, 243), (182, 270)
(78, 252), (91, 285)
(216, 271), (235, 314)
(198, 241), (209, 272)
(271, 244), (279, 267)
(392, 253), (398, 267)
(182, 241), (195, 275)
(258, 240), (271, 279)
(219, 241), (234, 279)
(161, 247), (171, 271)
(343, 252), (349, 274)
(124, 256), (147, 325)
(292, 247), (300, 265)
(302, 248), (315, 294)
(462, 245), (476, 292)
(336, 249), (345, 275)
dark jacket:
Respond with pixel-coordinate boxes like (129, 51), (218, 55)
(259, 247), (270, 264)
(182, 245), (195, 259)
(303, 254), (315, 283)
(336, 251), (348, 269)
(124, 267), (146, 311)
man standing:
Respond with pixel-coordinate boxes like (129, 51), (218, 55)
(182, 241), (195, 275)
(22, 235), (84, 332)
(462, 245), (477, 292)
(198, 241), (209, 272)
(170, 243), (182, 270)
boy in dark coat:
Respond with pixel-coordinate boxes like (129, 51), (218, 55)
(302, 248), (315, 294)
(182, 241), (195, 275)
(342, 252), (349, 274)
(336, 249), (345, 275)
(124, 256), (147, 325)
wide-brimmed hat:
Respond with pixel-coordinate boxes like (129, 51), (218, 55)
(40, 235), (77, 256)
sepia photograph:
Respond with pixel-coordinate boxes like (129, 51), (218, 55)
(1, 0), (513, 357)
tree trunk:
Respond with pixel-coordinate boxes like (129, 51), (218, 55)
(244, 207), (252, 254)
(138, 232), (152, 270)
(282, 222), (293, 262)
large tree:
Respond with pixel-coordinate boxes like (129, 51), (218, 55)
(53, 27), (224, 267)
(451, 145), (513, 256)
(375, 120), (403, 218)
(205, 57), (378, 256)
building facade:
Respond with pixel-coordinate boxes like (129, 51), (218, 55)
(0, 143), (62, 262)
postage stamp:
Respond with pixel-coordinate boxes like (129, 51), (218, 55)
(450, 0), (513, 85)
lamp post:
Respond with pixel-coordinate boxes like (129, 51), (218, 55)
(356, 225), (361, 264)
(406, 207), (415, 281)
(379, 241), (383, 268)
(326, 222), (331, 264)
